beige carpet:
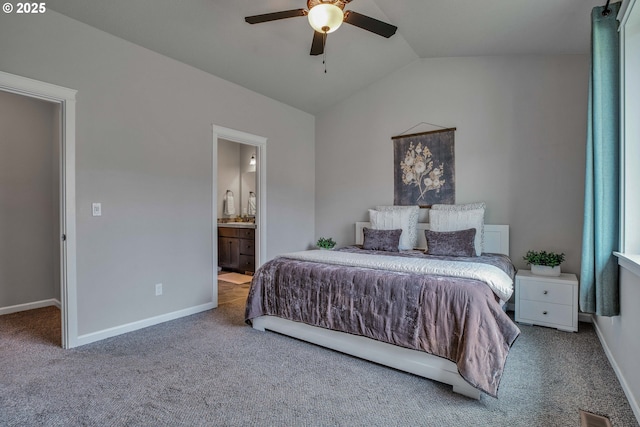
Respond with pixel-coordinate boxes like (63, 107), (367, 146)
(218, 272), (253, 284)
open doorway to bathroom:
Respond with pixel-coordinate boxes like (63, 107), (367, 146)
(212, 126), (266, 307)
(217, 139), (255, 303)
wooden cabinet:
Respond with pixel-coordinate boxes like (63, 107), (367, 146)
(238, 237), (255, 273)
(218, 237), (239, 269)
(515, 270), (578, 332)
(218, 227), (255, 274)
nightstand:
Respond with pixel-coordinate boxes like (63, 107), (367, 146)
(515, 270), (578, 332)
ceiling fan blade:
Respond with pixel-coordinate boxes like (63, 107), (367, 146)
(343, 10), (397, 38)
(310, 31), (325, 56)
(245, 9), (306, 24)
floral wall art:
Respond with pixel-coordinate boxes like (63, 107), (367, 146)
(392, 129), (455, 207)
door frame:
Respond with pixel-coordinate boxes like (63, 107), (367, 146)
(0, 71), (78, 348)
(212, 125), (266, 305)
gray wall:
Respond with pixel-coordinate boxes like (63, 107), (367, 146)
(217, 139), (241, 218)
(240, 144), (256, 217)
(0, 90), (57, 307)
(0, 10), (315, 336)
(315, 56), (588, 275)
(594, 267), (640, 417)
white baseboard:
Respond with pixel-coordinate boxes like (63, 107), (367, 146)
(75, 302), (216, 347)
(0, 298), (60, 315)
(592, 318), (640, 424)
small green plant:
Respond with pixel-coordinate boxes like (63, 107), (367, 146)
(523, 250), (565, 267)
(316, 237), (336, 249)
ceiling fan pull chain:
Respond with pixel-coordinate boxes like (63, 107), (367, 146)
(323, 31), (327, 73)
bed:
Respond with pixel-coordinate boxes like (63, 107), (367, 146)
(245, 211), (520, 399)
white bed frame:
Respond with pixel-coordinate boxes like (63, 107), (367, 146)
(252, 223), (510, 399)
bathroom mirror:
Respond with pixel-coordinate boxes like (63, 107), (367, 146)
(217, 139), (256, 219)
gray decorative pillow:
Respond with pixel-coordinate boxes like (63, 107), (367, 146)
(425, 228), (477, 257)
(362, 227), (402, 252)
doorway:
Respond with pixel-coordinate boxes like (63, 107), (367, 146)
(212, 126), (266, 307)
(0, 90), (60, 331)
(0, 71), (77, 348)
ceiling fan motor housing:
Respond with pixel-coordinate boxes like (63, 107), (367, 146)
(307, 0), (347, 11)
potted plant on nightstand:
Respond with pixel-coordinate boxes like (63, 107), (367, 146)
(523, 250), (566, 277)
(316, 237), (336, 250)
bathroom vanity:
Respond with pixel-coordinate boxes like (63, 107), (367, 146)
(218, 223), (255, 274)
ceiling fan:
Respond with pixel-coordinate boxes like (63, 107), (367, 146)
(244, 0), (398, 56)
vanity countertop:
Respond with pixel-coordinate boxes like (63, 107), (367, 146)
(217, 222), (256, 229)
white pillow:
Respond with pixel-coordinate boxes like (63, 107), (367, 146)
(431, 202), (486, 212)
(429, 208), (485, 256)
(430, 202), (486, 254)
(375, 205), (419, 249)
(369, 209), (413, 250)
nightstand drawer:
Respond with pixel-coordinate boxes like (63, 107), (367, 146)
(518, 281), (573, 305)
(519, 300), (573, 327)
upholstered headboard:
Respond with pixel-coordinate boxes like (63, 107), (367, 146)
(355, 222), (510, 256)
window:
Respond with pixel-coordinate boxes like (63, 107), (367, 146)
(620, 0), (640, 255)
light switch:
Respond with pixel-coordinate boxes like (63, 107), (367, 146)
(92, 203), (102, 217)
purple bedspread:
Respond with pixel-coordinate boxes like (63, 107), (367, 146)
(245, 248), (520, 397)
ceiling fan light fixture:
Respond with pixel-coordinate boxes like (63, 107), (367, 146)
(308, 3), (344, 33)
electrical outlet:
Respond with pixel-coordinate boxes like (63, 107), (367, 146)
(92, 203), (102, 216)
(155, 283), (163, 296)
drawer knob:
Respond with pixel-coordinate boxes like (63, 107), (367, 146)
(543, 290), (548, 295)
(543, 311), (548, 315)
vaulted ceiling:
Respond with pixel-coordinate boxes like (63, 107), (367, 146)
(46, 0), (606, 114)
